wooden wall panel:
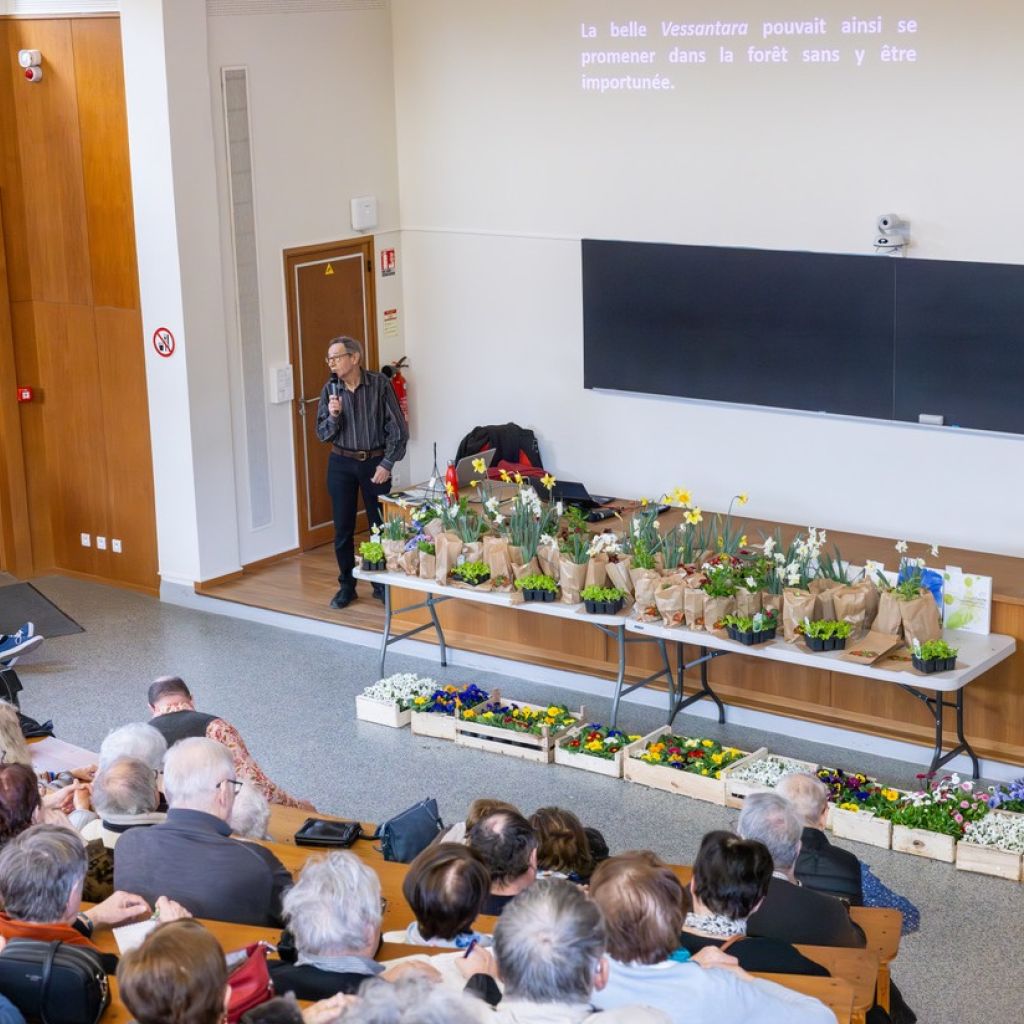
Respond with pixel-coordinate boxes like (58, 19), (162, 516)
(0, 25), (30, 303)
(94, 306), (157, 589)
(71, 19), (139, 312)
(5, 20), (91, 306)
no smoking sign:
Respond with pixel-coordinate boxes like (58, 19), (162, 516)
(152, 327), (176, 358)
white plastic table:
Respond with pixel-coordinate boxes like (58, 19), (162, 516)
(626, 618), (1016, 778)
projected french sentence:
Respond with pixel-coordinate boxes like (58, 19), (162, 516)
(578, 16), (921, 93)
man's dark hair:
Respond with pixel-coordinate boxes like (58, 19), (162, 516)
(583, 826), (609, 866)
(241, 996), (304, 1024)
(147, 676), (191, 707)
(468, 810), (536, 886)
(402, 843), (490, 940)
(0, 764), (40, 845)
(692, 829), (773, 921)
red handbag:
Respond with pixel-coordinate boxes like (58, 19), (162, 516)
(226, 942), (274, 1023)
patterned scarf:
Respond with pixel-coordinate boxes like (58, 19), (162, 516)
(683, 912), (747, 939)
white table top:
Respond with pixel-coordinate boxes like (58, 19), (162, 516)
(353, 568), (630, 628)
(624, 618), (1016, 693)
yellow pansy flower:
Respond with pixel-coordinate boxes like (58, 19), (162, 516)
(701, 769), (709, 776)
(839, 802), (861, 812)
(628, 734), (641, 742)
(711, 753), (724, 765)
(462, 709), (476, 720)
(882, 788), (901, 801)
(702, 739), (714, 748)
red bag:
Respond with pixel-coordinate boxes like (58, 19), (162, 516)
(226, 942), (274, 1023)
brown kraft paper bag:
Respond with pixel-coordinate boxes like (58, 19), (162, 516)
(632, 574), (661, 623)
(858, 579), (880, 626)
(702, 594), (735, 633)
(482, 536), (513, 589)
(398, 548), (419, 576)
(508, 544), (524, 567)
(735, 588), (762, 617)
(872, 591), (904, 636)
(585, 554), (610, 590)
(537, 540), (561, 582)
(382, 538), (405, 572)
(512, 557), (542, 583)
(419, 553), (436, 580)
(832, 586), (869, 637)
(683, 588), (706, 630)
(605, 556), (634, 596)
(434, 532), (463, 584)
(654, 581), (685, 628)
(558, 557), (587, 604)
(782, 588), (817, 642)
(423, 517), (444, 539)
(900, 591), (942, 646)
(461, 540), (484, 565)
(761, 591), (783, 622)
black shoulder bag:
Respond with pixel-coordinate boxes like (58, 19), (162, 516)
(0, 939), (109, 1024)
(370, 797), (444, 863)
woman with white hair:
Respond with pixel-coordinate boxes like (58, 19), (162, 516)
(269, 851), (438, 1000)
(229, 783), (271, 840)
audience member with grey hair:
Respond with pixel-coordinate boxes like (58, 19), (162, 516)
(270, 850), (438, 1001)
(458, 878), (669, 1023)
(99, 722), (168, 772)
(342, 976), (486, 1024)
(81, 757), (166, 849)
(230, 783), (272, 840)
(740, 793), (866, 949)
(0, 824), (185, 972)
(114, 738), (292, 926)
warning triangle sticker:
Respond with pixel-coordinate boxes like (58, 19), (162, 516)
(325, 264), (334, 276)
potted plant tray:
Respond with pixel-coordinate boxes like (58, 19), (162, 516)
(721, 751), (819, 810)
(584, 597), (625, 615)
(454, 700), (585, 765)
(355, 695), (411, 729)
(955, 825), (1023, 882)
(829, 805), (895, 849)
(911, 655), (958, 673)
(553, 724), (629, 778)
(891, 824), (957, 863)
(522, 588), (557, 602)
(622, 726), (759, 806)
(361, 558), (386, 571)
(410, 688), (493, 742)
(728, 626), (776, 645)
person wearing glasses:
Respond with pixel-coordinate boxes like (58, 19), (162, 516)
(114, 738), (292, 927)
(316, 336), (408, 610)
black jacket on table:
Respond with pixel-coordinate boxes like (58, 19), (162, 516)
(747, 877), (866, 949)
(795, 826), (864, 906)
(677, 931), (830, 976)
(113, 808), (292, 926)
(268, 961), (376, 1000)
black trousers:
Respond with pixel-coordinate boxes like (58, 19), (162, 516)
(327, 453), (386, 584)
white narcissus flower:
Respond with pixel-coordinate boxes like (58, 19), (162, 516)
(492, 513), (505, 525)
(746, 577), (756, 589)
(762, 536), (776, 557)
(555, 501), (564, 517)
(930, 544), (940, 558)
(895, 540), (908, 554)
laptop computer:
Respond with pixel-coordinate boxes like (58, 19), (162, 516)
(538, 479), (612, 510)
(455, 448), (497, 488)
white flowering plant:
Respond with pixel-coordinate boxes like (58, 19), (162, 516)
(962, 813), (1024, 853)
(359, 673), (438, 710)
(726, 755), (812, 788)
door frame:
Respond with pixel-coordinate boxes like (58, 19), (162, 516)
(283, 236), (379, 552)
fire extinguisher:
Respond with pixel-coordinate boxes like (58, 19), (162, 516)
(382, 357), (409, 422)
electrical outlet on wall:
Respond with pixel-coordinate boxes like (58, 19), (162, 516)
(80, 533), (91, 548)
(112, 539), (122, 554)
(96, 536), (107, 551)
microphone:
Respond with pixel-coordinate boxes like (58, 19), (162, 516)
(329, 372), (341, 399)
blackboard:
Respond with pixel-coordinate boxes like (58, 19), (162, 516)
(582, 239), (1024, 435)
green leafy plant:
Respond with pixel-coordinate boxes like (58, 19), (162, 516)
(359, 540), (385, 562)
(450, 561), (490, 584)
(622, 505), (663, 564)
(417, 540), (436, 555)
(816, 545), (862, 584)
(581, 585), (624, 603)
(631, 537), (657, 571)
(892, 565), (925, 601)
(710, 493), (749, 556)
(802, 619), (853, 640)
(378, 515), (408, 541)
(918, 639), (958, 661)
(514, 573), (558, 593)
(890, 774), (988, 838)
(559, 530), (590, 566)
(452, 506), (487, 543)
(702, 563), (737, 598)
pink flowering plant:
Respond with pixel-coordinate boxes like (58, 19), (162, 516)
(889, 773), (989, 838)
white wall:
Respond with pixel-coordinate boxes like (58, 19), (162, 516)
(205, 6), (402, 564)
(392, 0), (1024, 557)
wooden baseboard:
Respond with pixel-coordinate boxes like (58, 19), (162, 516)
(196, 548), (303, 593)
(243, 547), (301, 573)
(48, 567), (159, 597)
(195, 571), (244, 592)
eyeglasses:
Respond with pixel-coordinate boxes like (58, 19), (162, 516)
(380, 897), (389, 914)
(218, 779), (243, 795)
(325, 354), (353, 365)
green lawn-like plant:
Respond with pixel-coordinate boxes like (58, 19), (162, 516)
(359, 540), (385, 562)
(514, 573), (558, 593)
(581, 585), (624, 603)
(451, 561), (491, 584)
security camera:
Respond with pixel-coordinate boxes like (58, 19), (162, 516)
(875, 233), (907, 249)
(877, 213), (903, 233)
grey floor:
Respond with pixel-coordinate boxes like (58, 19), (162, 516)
(6, 574), (1023, 1023)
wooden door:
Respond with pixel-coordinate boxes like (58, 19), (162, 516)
(284, 238), (378, 551)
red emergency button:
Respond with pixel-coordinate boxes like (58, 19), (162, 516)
(16, 386), (33, 403)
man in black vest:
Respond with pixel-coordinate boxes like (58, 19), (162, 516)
(147, 676), (315, 811)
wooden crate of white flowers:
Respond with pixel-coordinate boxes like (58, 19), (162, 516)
(355, 673), (438, 728)
(721, 751), (819, 810)
(955, 814), (1024, 882)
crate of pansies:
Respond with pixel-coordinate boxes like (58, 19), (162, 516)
(890, 773), (989, 863)
(817, 767), (903, 849)
(721, 752), (818, 810)
(956, 813), (1024, 882)
(409, 683), (490, 741)
(454, 698), (584, 764)
(985, 776), (1024, 819)
(355, 673), (437, 728)
(554, 723), (641, 779)
(623, 726), (758, 805)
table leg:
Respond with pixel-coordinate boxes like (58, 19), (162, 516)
(899, 683), (980, 780)
(668, 645), (728, 727)
(427, 595), (448, 667)
(608, 631), (676, 730)
(610, 625), (627, 730)
(378, 584), (392, 677)
(377, 586), (451, 677)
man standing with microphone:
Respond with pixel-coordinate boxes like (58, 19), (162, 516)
(316, 336), (408, 609)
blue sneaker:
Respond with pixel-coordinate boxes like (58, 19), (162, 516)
(0, 624), (43, 666)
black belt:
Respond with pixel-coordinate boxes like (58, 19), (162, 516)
(333, 446), (385, 461)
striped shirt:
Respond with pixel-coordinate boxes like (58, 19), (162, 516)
(316, 369), (408, 470)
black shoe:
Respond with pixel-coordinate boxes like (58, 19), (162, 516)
(371, 583), (385, 602)
(330, 584), (356, 610)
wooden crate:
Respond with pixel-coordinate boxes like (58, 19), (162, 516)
(721, 751), (818, 810)
(455, 701), (585, 765)
(831, 807), (893, 849)
(956, 838), (1023, 881)
(622, 727), (758, 806)
(355, 695), (411, 729)
(553, 725), (625, 778)
(891, 824), (956, 863)
(411, 690), (496, 742)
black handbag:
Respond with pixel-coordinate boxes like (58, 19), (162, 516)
(293, 818), (362, 848)
(372, 798), (444, 863)
(0, 939), (109, 1024)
